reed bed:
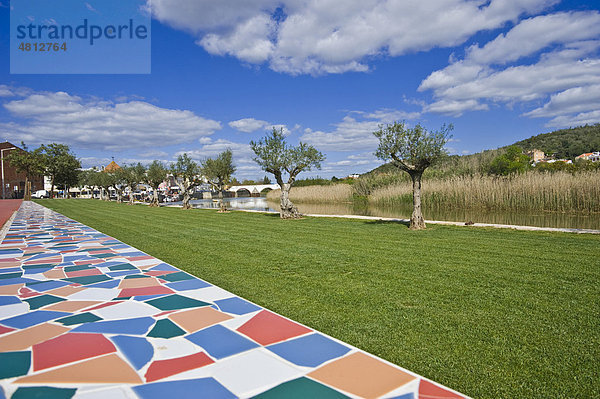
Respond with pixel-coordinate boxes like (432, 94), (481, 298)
(370, 171), (600, 213)
(266, 183), (353, 203)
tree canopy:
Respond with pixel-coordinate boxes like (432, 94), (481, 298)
(250, 128), (324, 218)
(374, 122), (452, 229)
(489, 145), (531, 176)
(201, 149), (235, 212)
(145, 160), (167, 207)
(40, 143), (81, 198)
(172, 153), (201, 209)
(6, 142), (45, 200)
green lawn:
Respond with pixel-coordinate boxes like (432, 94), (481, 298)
(37, 199), (599, 398)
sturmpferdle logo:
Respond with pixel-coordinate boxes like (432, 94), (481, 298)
(11, 0), (151, 74)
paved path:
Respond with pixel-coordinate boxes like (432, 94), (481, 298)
(0, 202), (468, 399)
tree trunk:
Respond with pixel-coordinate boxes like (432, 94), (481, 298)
(128, 185), (135, 205)
(116, 189), (122, 203)
(279, 183), (301, 219)
(104, 187), (110, 201)
(24, 176), (30, 201)
(150, 189), (159, 207)
(409, 171), (426, 230)
(218, 189), (226, 212)
(51, 177), (55, 199)
(182, 190), (191, 209)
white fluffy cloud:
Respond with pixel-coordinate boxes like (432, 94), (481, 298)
(300, 108), (419, 151)
(419, 11), (600, 125)
(229, 118), (270, 132)
(148, 0), (557, 75)
(0, 91), (222, 151)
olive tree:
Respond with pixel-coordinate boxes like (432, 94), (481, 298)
(145, 160), (167, 207)
(40, 143), (80, 198)
(374, 122), (452, 230)
(251, 128), (325, 219)
(201, 149), (235, 212)
(6, 142), (45, 200)
(171, 154), (201, 210)
(122, 163), (146, 205)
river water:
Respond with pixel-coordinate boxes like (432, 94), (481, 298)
(182, 197), (600, 230)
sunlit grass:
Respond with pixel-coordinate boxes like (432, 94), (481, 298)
(37, 199), (599, 399)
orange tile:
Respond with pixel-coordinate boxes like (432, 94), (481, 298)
(307, 352), (416, 399)
(45, 285), (86, 297)
(0, 261), (21, 269)
(15, 353), (142, 384)
(0, 283), (24, 295)
(43, 300), (102, 312)
(43, 269), (67, 279)
(118, 277), (161, 289)
(0, 323), (70, 351)
(168, 307), (233, 333)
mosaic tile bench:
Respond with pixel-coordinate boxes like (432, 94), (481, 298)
(0, 202), (468, 399)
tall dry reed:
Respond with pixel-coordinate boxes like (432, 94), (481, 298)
(266, 184), (353, 204)
(370, 171), (600, 213)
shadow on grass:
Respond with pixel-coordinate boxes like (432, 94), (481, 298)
(364, 219), (411, 227)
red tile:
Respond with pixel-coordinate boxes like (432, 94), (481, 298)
(144, 352), (214, 382)
(128, 256), (154, 261)
(118, 286), (174, 297)
(0, 325), (15, 335)
(24, 256), (62, 265)
(33, 332), (116, 371)
(237, 310), (312, 345)
(65, 268), (102, 278)
(74, 259), (105, 266)
(419, 379), (464, 399)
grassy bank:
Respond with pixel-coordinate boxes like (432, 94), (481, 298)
(266, 183), (352, 203)
(370, 171), (600, 213)
(37, 200), (599, 399)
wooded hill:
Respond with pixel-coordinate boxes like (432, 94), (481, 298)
(367, 124), (600, 177)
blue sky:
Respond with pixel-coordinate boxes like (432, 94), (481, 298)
(0, 0), (599, 179)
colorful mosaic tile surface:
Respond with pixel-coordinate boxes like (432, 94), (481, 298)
(0, 202), (468, 399)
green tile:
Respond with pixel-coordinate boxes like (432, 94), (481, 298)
(108, 263), (136, 271)
(92, 253), (116, 259)
(253, 377), (349, 398)
(146, 294), (210, 311)
(124, 275), (150, 279)
(64, 264), (95, 272)
(12, 387), (77, 399)
(0, 351), (31, 379)
(159, 271), (195, 283)
(22, 264), (56, 270)
(24, 295), (66, 310)
(63, 275), (112, 285)
(147, 319), (186, 339)
(56, 312), (102, 326)
(0, 272), (22, 279)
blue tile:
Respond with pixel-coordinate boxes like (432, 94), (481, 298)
(148, 263), (179, 272)
(25, 280), (70, 292)
(111, 335), (154, 370)
(0, 267), (21, 274)
(266, 333), (351, 367)
(87, 279), (121, 289)
(389, 394), (415, 399)
(185, 325), (258, 359)
(166, 279), (211, 291)
(23, 267), (53, 274)
(215, 297), (262, 315)
(72, 317), (155, 335)
(0, 296), (21, 306)
(133, 378), (235, 399)
(23, 253), (58, 262)
(0, 310), (71, 329)
(0, 277), (37, 286)
(107, 270), (141, 278)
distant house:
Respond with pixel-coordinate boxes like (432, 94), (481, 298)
(576, 152), (600, 162)
(103, 160), (121, 172)
(527, 149), (545, 163)
(0, 141), (44, 199)
(347, 174), (360, 179)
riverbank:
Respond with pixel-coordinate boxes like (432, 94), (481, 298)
(37, 199), (600, 399)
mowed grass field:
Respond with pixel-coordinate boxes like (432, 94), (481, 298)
(37, 199), (599, 398)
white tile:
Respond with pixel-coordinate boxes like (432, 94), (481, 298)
(148, 337), (203, 360)
(220, 311), (261, 330)
(68, 288), (121, 301)
(184, 286), (235, 303)
(91, 301), (158, 320)
(381, 378), (420, 398)
(209, 348), (303, 397)
(74, 385), (137, 399)
(0, 302), (29, 319)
